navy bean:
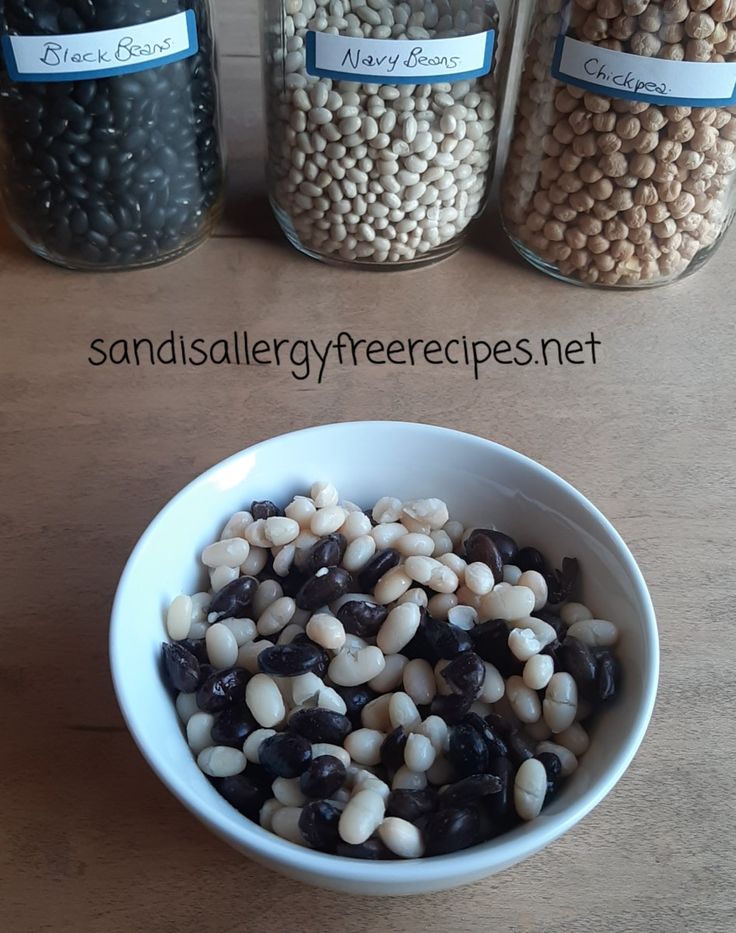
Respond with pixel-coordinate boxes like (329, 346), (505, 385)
(259, 733), (312, 778)
(161, 641), (200, 693)
(300, 756), (346, 799)
(288, 708), (352, 745)
(299, 800), (342, 852)
(337, 599), (388, 638)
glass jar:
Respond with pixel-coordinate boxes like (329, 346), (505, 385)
(0, 1), (224, 270)
(262, 0), (516, 268)
(501, 1), (736, 288)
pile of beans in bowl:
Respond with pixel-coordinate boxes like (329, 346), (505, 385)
(162, 483), (621, 859)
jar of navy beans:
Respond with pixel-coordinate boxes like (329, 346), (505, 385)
(502, 0), (736, 288)
(262, 0), (518, 268)
(0, 1), (224, 270)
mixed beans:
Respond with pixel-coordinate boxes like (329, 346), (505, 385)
(162, 483), (621, 859)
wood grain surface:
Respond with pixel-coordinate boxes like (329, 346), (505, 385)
(1, 2), (735, 931)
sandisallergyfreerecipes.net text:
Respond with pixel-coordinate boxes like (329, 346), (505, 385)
(88, 330), (602, 383)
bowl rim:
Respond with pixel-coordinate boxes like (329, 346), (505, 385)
(110, 420), (659, 886)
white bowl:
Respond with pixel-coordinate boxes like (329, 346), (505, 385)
(110, 421), (658, 896)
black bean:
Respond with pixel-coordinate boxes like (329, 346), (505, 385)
(196, 667), (249, 713)
(386, 788), (438, 823)
(532, 609), (566, 642)
(176, 637), (209, 665)
(288, 708), (352, 745)
(308, 534), (347, 573)
(337, 599), (388, 638)
(299, 800), (341, 852)
(517, 547), (546, 574)
(424, 808), (479, 856)
(335, 685), (377, 728)
(507, 728), (536, 766)
(209, 576), (258, 622)
(595, 650), (621, 702)
(288, 634), (329, 678)
(429, 693), (473, 725)
(259, 733), (312, 779)
(88, 207), (117, 236)
(336, 838), (393, 860)
(380, 727), (408, 772)
(448, 723), (490, 778)
(485, 756), (516, 827)
(422, 612), (473, 661)
(441, 652), (485, 699)
(537, 751), (562, 804)
(211, 708), (258, 748)
(358, 548), (401, 591)
(217, 774), (270, 821)
(161, 642), (200, 693)
(300, 756), (346, 799)
(557, 637), (598, 701)
(258, 643), (326, 677)
(462, 712), (509, 759)
(296, 567), (352, 611)
(486, 531), (519, 565)
(438, 774), (502, 809)
(471, 619), (522, 676)
(464, 531), (504, 584)
(251, 500), (280, 520)
(0, 1), (224, 269)
(545, 557), (579, 605)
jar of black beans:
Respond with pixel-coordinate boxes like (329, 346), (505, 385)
(0, 0), (224, 269)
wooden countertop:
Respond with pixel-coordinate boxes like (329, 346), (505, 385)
(1, 4), (734, 931)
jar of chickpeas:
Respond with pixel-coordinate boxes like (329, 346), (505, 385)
(501, 0), (736, 287)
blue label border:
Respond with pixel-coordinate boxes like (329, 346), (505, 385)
(551, 0), (736, 107)
(305, 29), (496, 85)
(1, 9), (198, 83)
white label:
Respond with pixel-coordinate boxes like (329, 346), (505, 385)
(553, 34), (736, 106)
(1, 11), (198, 83)
(306, 30), (496, 85)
